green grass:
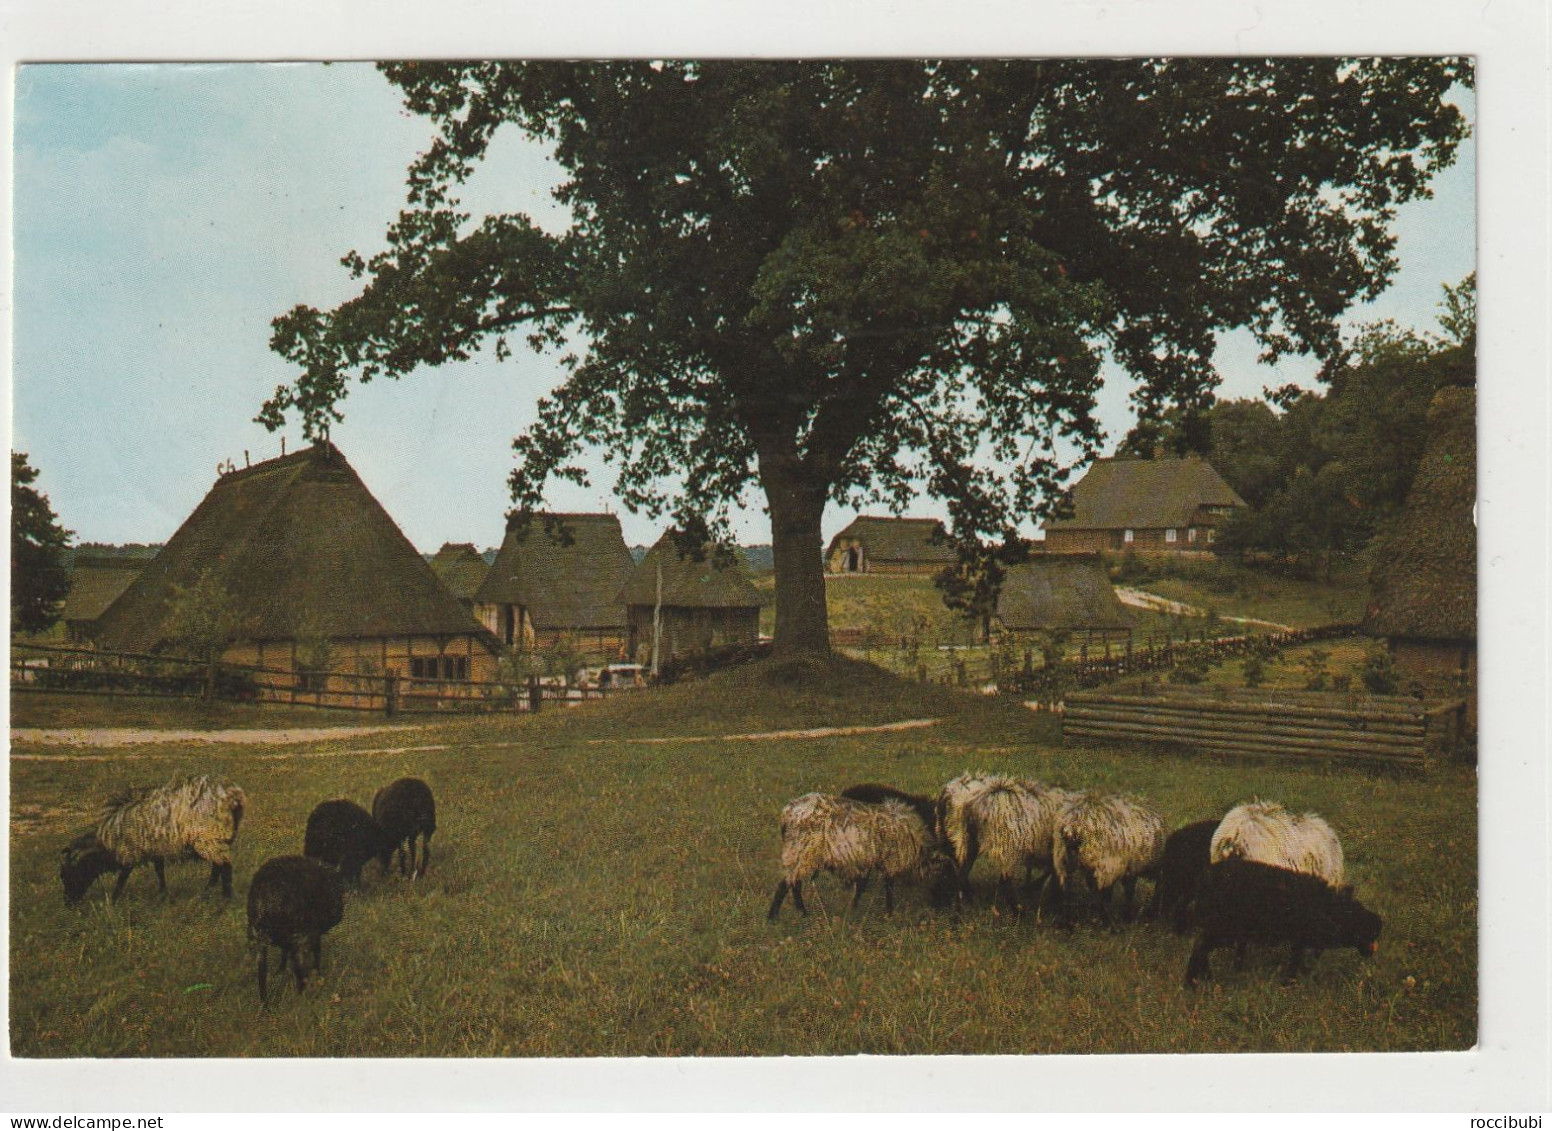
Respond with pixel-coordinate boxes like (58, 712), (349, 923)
(1114, 556), (1369, 629)
(9, 691), (383, 731)
(9, 659), (1475, 1056)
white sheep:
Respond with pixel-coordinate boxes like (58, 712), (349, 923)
(1209, 800), (1346, 887)
(1053, 791), (1166, 924)
(963, 777), (1081, 911)
(767, 792), (939, 918)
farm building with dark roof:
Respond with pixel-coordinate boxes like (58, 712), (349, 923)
(1365, 384), (1476, 723)
(58, 557), (146, 644)
(826, 516), (956, 575)
(429, 542), (490, 612)
(91, 443), (500, 695)
(1042, 456), (1245, 553)
(994, 554), (1135, 643)
(473, 512), (635, 657)
(619, 534), (763, 665)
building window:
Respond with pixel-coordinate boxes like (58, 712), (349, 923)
(411, 656), (470, 682)
(1165, 529), (1178, 543)
(1123, 529), (1134, 544)
(1188, 527), (1198, 543)
(1207, 529), (1216, 544)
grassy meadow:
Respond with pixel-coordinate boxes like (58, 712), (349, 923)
(9, 659), (1475, 1057)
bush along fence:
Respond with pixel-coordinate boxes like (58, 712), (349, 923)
(1060, 685), (1468, 770)
(9, 643), (635, 716)
(998, 623), (1365, 701)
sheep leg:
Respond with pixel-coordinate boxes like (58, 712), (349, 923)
(791, 880), (807, 914)
(206, 863), (221, 888)
(153, 859), (167, 893)
(256, 945), (270, 1006)
(851, 876), (869, 910)
(1233, 940), (1250, 971)
(1121, 876), (1139, 923)
(1183, 933), (1218, 988)
(767, 880), (790, 921)
(289, 943), (310, 993)
(110, 866), (134, 902)
(420, 833), (431, 877)
(1279, 945), (1307, 985)
(220, 862), (234, 898)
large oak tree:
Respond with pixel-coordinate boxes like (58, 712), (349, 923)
(263, 59), (1470, 657)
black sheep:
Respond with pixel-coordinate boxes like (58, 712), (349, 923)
(372, 778), (437, 879)
(840, 783), (937, 832)
(1182, 857), (1382, 989)
(1149, 819), (1220, 933)
(247, 855), (345, 1005)
(303, 799), (395, 885)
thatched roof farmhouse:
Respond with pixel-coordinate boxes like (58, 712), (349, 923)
(92, 443), (498, 684)
(1043, 456), (1245, 553)
(826, 516), (957, 574)
(619, 533), (763, 663)
(473, 512), (635, 654)
(59, 556), (146, 643)
(429, 542), (490, 610)
(994, 554), (1135, 638)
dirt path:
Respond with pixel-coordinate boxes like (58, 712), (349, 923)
(8, 724), (425, 749)
(593, 717), (940, 745)
(1115, 587), (1296, 632)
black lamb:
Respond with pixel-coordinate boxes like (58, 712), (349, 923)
(247, 855), (345, 1005)
(840, 783), (937, 832)
(372, 778), (437, 879)
(1148, 819), (1220, 933)
(1182, 857), (1382, 989)
(303, 799), (395, 885)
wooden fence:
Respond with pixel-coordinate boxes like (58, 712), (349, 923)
(9, 643), (633, 716)
(1061, 686), (1466, 769)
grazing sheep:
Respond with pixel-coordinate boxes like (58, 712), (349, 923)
(303, 800), (396, 885)
(963, 777), (1079, 912)
(767, 792), (941, 919)
(935, 771), (996, 890)
(372, 778), (437, 879)
(840, 783), (937, 831)
(1053, 791), (1166, 925)
(1210, 800), (1346, 887)
(1182, 857), (1381, 988)
(247, 855), (346, 1005)
(1149, 819), (1221, 933)
(60, 774), (245, 904)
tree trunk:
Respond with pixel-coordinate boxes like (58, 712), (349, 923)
(760, 452), (831, 660)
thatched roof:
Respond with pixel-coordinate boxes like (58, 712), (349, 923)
(825, 516), (956, 564)
(1043, 456), (1245, 531)
(619, 534), (763, 610)
(63, 557), (145, 629)
(429, 542), (490, 602)
(995, 554), (1136, 632)
(93, 444), (493, 651)
(1365, 385), (1476, 642)
(473, 512), (634, 631)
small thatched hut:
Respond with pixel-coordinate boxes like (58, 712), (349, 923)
(826, 516), (956, 575)
(1042, 456), (1245, 553)
(92, 443), (500, 695)
(994, 554), (1135, 644)
(619, 534), (763, 665)
(59, 557), (146, 644)
(472, 513), (635, 657)
(429, 542), (490, 613)
(1365, 384), (1476, 718)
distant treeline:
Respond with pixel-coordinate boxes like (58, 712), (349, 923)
(65, 543), (163, 567)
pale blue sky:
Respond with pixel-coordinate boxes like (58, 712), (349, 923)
(11, 62), (1476, 550)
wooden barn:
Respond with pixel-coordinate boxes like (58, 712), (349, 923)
(825, 516), (957, 575)
(993, 554), (1135, 645)
(472, 512), (635, 658)
(1042, 456), (1245, 553)
(429, 542), (490, 613)
(54, 557), (146, 644)
(1365, 384), (1476, 724)
(620, 534), (763, 665)
(91, 443), (500, 698)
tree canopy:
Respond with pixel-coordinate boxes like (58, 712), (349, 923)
(262, 58), (1472, 656)
(11, 451), (73, 636)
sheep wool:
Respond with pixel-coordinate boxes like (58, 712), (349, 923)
(768, 793), (935, 918)
(96, 775), (246, 869)
(935, 771), (997, 869)
(1054, 791), (1166, 895)
(968, 778), (1077, 884)
(1210, 800), (1346, 888)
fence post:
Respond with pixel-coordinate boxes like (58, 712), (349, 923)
(383, 673), (398, 718)
(956, 659), (967, 687)
(528, 675), (543, 714)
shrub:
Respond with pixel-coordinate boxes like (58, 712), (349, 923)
(1300, 648), (1331, 691)
(1241, 653), (1267, 688)
(1169, 653), (1210, 685)
(1361, 646), (1400, 695)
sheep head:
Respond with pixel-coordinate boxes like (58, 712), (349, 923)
(60, 834), (116, 905)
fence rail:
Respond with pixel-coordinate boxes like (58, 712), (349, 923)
(9, 643), (633, 715)
(1061, 686), (1463, 769)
